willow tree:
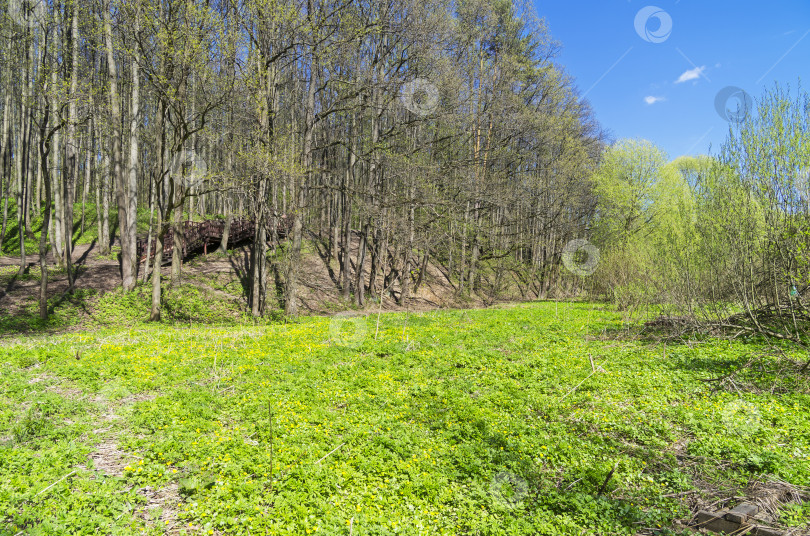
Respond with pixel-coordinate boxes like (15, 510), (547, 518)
(590, 139), (669, 310)
(716, 83), (810, 343)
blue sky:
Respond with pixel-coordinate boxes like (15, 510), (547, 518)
(533, 0), (810, 160)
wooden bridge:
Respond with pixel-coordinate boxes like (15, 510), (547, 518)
(136, 216), (292, 264)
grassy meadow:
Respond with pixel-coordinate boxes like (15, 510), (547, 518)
(1, 302), (808, 535)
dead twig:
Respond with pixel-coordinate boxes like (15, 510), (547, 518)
(314, 442), (346, 465)
(597, 462), (619, 497)
(36, 470), (77, 497)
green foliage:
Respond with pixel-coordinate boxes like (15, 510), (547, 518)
(0, 268), (281, 336)
(91, 283), (255, 326)
(0, 303), (807, 534)
(0, 287), (97, 335)
(592, 85), (810, 338)
(0, 200), (158, 257)
(591, 139), (699, 311)
(717, 84), (810, 306)
(592, 140), (670, 243)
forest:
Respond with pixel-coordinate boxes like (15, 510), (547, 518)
(0, 0), (807, 348)
(0, 0), (607, 322)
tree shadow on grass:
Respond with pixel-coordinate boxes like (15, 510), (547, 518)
(227, 245), (252, 303)
(390, 386), (651, 531)
(595, 318), (808, 394)
(311, 236), (339, 287)
(0, 286), (97, 337)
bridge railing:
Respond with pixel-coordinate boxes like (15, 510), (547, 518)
(136, 216), (292, 264)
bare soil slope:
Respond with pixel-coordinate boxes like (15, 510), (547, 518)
(0, 235), (519, 324)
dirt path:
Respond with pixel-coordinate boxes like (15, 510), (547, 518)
(0, 242), (103, 267)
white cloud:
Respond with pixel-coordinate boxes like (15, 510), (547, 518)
(644, 96), (665, 105)
(675, 66), (706, 84)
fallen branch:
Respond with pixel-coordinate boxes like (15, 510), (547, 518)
(597, 462), (618, 497)
(315, 442), (346, 465)
(715, 323), (802, 344)
(36, 470), (77, 497)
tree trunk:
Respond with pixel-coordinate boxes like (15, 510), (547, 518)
(414, 251), (429, 294)
(285, 53), (316, 316)
(38, 104), (55, 320)
(63, 1), (80, 289)
(24, 37), (36, 236)
(100, 151), (110, 253)
(142, 172), (155, 283)
(80, 117), (93, 235)
(171, 176), (183, 284)
(217, 197), (231, 253)
(127, 11), (141, 286)
(104, 3), (133, 290)
(150, 101), (169, 320)
(355, 223), (367, 306)
(251, 180), (267, 317)
(0, 92), (10, 251)
(150, 213), (164, 322)
(18, 34), (34, 274)
(51, 60), (64, 267)
(17, 104), (28, 274)
(368, 226), (381, 300)
(342, 160), (354, 300)
(399, 197), (415, 305)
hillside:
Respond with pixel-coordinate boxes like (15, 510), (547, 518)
(0, 233), (523, 335)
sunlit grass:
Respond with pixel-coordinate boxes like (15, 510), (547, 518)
(1, 302), (808, 535)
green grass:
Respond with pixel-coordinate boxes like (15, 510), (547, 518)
(0, 302), (808, 535)
(0, 199), (113, 256)
(0, 199), (222, 257)
(0, 274), (262, 336)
